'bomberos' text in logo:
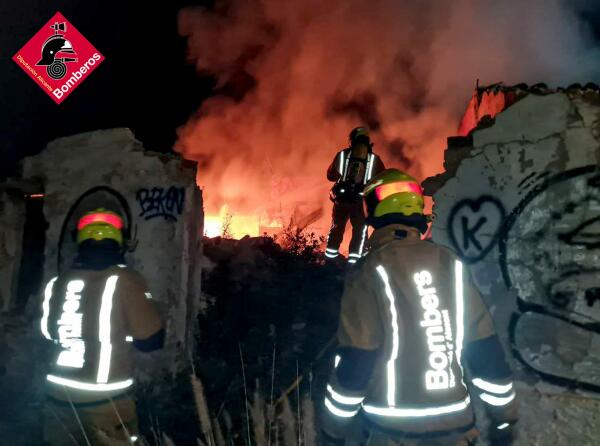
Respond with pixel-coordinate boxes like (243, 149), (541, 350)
(12, 12), (104, 104)
(414, 270), (456, 391)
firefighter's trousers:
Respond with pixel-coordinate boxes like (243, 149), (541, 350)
(363, 427), (479, 446)
(43, 395), (138, 445)
(326, 202), (367, 260)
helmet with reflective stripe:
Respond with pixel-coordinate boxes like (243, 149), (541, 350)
(349, 127), (370, 145)
(77, 208), (124, 246)
(363, 169), (424, 225)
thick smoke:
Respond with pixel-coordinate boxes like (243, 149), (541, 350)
(176, 0), (600, 231)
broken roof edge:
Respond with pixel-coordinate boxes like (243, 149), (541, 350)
(423, 83), (600, 196)
(44, 127), (139, 152)
(474, 81), (600, 96)
(33, 127), (197, 167)
(422, 135), (472, 197)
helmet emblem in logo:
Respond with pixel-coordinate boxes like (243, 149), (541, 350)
(36, 22), (78, 80)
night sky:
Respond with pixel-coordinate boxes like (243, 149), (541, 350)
(1, 0), (213, 179)
(1, 1), (599, 179)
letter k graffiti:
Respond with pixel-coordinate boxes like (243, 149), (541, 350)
(462, 216), (487, 251)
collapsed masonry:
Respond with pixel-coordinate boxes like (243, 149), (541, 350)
(424, 84), (600, 445)
(22, 127), (204, 361)
(0, 129), (203, 434)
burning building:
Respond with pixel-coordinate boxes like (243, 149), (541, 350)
(174, 0), (600, 248)
(0, 83), (598, 443)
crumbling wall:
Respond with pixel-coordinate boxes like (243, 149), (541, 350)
(0, 191), (25, 312)
(0, 129), (202, 444)
(424, 89), (600, 445)
(22, 128), (203, 365)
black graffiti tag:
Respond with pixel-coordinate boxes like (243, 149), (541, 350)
(136, 187), (185, 221)
(499, 166), (600, 288)
(499, 166), (600, 392)
(556, 174), (600, 249)
(461, 215), (487, 251)
(448, 195), (506, 263)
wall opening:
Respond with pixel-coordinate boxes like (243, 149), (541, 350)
(15, 195), (46, 312)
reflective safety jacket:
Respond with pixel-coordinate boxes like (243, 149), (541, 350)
(41, 265), (162, 403)
(327, 147), (385, 186)
(323, 224), (517, 437)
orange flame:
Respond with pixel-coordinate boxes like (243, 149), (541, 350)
(177, 0), (597, 241)
(204, 205), (283, 238)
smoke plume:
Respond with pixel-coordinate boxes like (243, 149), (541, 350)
(176, 0), (600, 233)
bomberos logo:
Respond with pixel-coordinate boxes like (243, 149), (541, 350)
(414, 270), (456, 391)
(12, 12), (105, 104)
(56, 279), (86, 369)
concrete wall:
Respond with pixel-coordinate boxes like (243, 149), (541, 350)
(424, 90), (600, 445)
(22, 128), (203, 366)
(0, 191), (26, 312)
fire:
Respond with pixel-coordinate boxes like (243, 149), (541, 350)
(177, 0), (597, 244)
(203, 215), (224, 238)
(176, 0), (450, 245)
(203, 205), (283, 239)
(203, 213), (260, 239)
(457, 87), (517, 136)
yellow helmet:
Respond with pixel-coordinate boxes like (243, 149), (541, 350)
(363, 169), (424, 227)
(77, 208), (124, 246)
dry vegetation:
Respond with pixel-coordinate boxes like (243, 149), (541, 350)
(132, 228), (343, 445)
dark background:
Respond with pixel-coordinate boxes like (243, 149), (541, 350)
(0, 0), (214, 179)
(1, 1), (599, 179)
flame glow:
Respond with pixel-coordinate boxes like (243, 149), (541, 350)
(204, 205), (283, 238)
(177, 0), (600, 240)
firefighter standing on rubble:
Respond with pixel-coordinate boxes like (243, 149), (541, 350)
(320, 169), (518, 445)
(325, 127), (386, 264)
(40, 209), (164, 445)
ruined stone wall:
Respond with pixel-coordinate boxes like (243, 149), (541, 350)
(0, 191), (25, 312)
(424, 90), (600, 445)
(0, 129), (203, 443)
(22, 128), (203, 365)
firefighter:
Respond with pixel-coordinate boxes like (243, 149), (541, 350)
(321, 169), (518, 445)
(41, 209), (164, 445)
(325, 127), (386, 264)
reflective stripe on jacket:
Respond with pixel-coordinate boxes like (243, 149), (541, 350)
(41, 265), (162, 403)
(324, 224), (515, 436)
(327, 148), (385, 183)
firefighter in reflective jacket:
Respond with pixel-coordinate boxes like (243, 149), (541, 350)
(41, 209), (164, 445)
(325, 127), (386, 264)
(321, 170), (518, 445)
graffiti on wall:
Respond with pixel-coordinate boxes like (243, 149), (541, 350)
(447, 195), (506, 263)
(136, 187), (185, 222)
(498, 166), (600, 392)
(442, 166), (600, 391)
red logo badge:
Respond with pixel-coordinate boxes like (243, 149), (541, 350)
(12, 12), (105, 104)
